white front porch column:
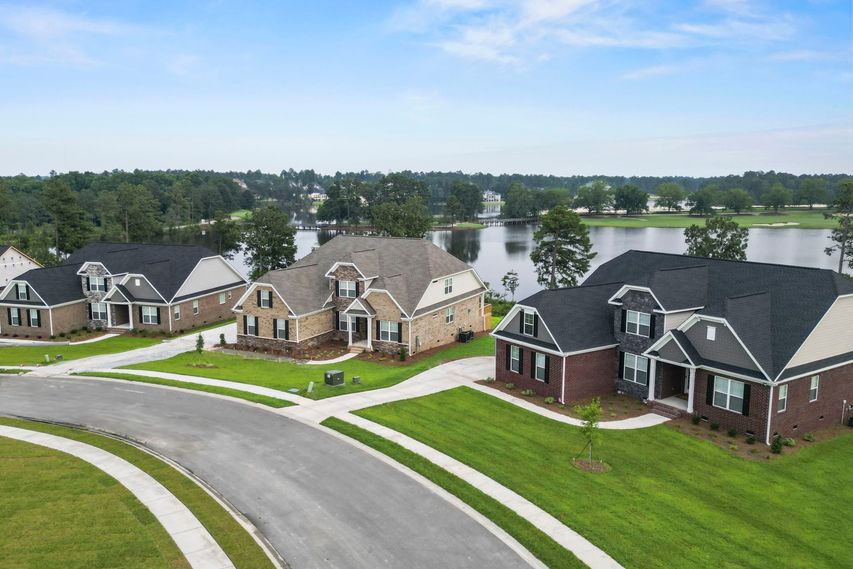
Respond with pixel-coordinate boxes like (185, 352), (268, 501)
(366, 317), (372, 350)
(647, 358), (657, 401)
(687, 367), (697, 413)
(347, 315), (353, 346)
(128, 304), (134, 329)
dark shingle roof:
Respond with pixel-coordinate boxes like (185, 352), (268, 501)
(583, 250), (853, 378)
(0, 245), (10, 256)
(4, 263), (87, 305)
(66, 242), (216, 301)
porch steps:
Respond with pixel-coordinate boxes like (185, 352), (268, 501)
(348, 344), (367, 354)
(647, 400), (688, 419)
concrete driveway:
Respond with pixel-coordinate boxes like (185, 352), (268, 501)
(0, 375), (532, 569)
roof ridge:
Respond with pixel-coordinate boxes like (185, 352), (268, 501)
(626, 249), (838, 274)
(531, 280), (624, 294)
(656, 264), (707, 273)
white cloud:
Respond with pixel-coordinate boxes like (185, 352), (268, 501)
(621, 64), (678, 80)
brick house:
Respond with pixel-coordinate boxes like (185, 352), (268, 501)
(233, 235), (490, 355)
(492, 250), (853, 443)
(0, 242), (246, 338)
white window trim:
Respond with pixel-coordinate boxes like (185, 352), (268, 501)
(522, 311), (535, 336)
(141, 305), (158, 325)
(778, 383), (788, 413)
(246, 315), (258, 336)
(218, 293), (227, 305)
(625, 310), (651, 337)
(534, 352), (547, 382)
(9, 307), (20, 326)
(16, 283), (27, 300)
(809, 375), (820, 402)
(379, 320), (399, 342)
(276, 319), (287, 339)
(445, 306), (454, 324)
(259, 290), (272, 308)
(28, 308), (40, 327)
(338, 312), (349, 331)
(91, 302), (108, 321)
(622, 353), (649, 385)
(444, 277), (453, 294)
(174, 305), (181, 321)
(89, 276), (107, 292)
(192, 300), (200, 315)
(713, 376), (745, 414)
(510, 345), (520, 373)
(706, 325), (717, 341)
(339, 280), (357, 298)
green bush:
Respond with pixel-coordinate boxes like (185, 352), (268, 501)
(505, 383), (515, 390)
(691, 415), (701, 425)
(543, 396), (555, 404)
(727, 427), (738, 438)
(399, 346), (408, 362)
(58, 332), (66, 338)
(710, 421), (719, 431)
(745, 434), (757, 445)
(219, 333), (226, 347)
(782, 437), (796, 447)
(771, 435), (783, 454)
(803, 432), (816, 442)
(483, 376), (496, 384)
(520, 389), (534, 397)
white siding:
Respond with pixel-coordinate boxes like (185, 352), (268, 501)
(0, 247), (40, 286)
(786, 296), (853, 368)
(173, 257), (244, 299)
(415, 270), (481, 311)
(665, 310), (695, 331)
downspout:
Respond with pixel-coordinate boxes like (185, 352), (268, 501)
(765, 384), (775, 445)
(48, 306), (54, 337)
(560, 354), (567, 404)
(167, 304), (173, 334)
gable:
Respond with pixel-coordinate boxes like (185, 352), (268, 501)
(415, 269), (482, 312)
(654, 335), (694, 365)
(173, 257), (245, 300)
(683, 319), (760, 374)
(497, 306), (559, 349)
(0, 281), (46, 305)
(785, 295), (853, 370)
(664, 310), (695, 331)
(120, 275), (164, 302)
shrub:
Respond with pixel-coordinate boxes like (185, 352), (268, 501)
(803, 432), (816, 442)
(727, 427), (738, 438)
(544, 396), (555, 404)
(520, 389), (534, 397)
(745, 434), (757, 445)
(58, 332), (66, 338)
(848, 416), (853, 428)
(195, 334), (204, 355)
(505, 383), (515, 390)
(710, 421), (719, 431)
(483, 376), (496, 384)
(782, 437), (796, 447)
(771, 436), (783, 454)
(219, 333), (226, 347)
(95, 325), (103, 332)
(399, 346), (408, 361)
(691, 414), (701, 425)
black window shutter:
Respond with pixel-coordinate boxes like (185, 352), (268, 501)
(86, 276), (91, 291)
(243, 315), (247, 334)
(376, 320), (381, 338)
(544, 356), (550, 383)
(706, 376), (715, 405)
(268, 293), (273, 308)
(355, 281), (360, 296)
(741, 384), (751, 416)
(649, 314), (656, 338)
(26, 310), (31, 327)
(518, 348), (524, 375)
(138, 306), (143, 323)
(335, 281), (340, 297)
(273, 318), (278, 339)
(156, 308), (161, 325)
(256, 290), (261, 306)
(505, 346), (511, 370)
(6, 308), (11, 325)
(88, 303), (92, 319)
(620, 309), (627, 332)
(284, 320), (289, 340)
(533, 314), (539, 337)
(530, 352), (536, 379)
(519, 312), (524, 334)
(397, 322), (403, 342)
(333, 310), (339, 330)
(619, 351), (625, 377)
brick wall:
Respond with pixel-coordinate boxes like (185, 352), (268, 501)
(771, 363), (853, 437)
(564, 348), (618, 402)
(693, 370), (771, 438)
(410, 295), (483, 354)
(495, 339), (562, 400)
(51, 302), (90, 336)
(171, 285), (245, 333)
(299, 309), (334, 343)
(368, 291), (408, 355)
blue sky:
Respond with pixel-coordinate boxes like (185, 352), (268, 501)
(0, 0), (851, 176)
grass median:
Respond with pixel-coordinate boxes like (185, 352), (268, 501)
(0, 336), (160, 366)
(0, 417), (275, 569)
(353, 386), (853, 569)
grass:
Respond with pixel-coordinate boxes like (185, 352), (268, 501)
(322, 417), (585, 569)
(354, 387), (853, 569)
(228, 209), (252, 220)
(0, 336), (161, 366)
(0, 368), (29, 374)
(127, 316), (501, 400)
(453, 222), (487, 229)
(580, 208), (836, 229)
(0, 417), (275, 569)
(76, 372), (296, 408)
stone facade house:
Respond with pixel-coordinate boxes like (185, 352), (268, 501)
(0, 245), (41, 287)
(0, 242), (246, 338)
(234, 235), (490, 355)
(492, 250), (853, 443)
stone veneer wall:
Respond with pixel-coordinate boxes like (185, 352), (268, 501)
(613, 290), (664, 399)
(82, 264), (112, 330)
(368, 291), (408, 355)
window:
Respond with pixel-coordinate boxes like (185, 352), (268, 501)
(778, 384), (788, 412)
(522, 311), (535, 336)
(338, 312), (349, 331)
(622, 353), (649, 385)
(192, 300), (200, 315)
(444, 278), (453, 294)
(28, 309), (40, 328)
(534, 353), (547, 382)
(338, 280), (357, 298)
(141, 306), (158, 325)
(134, 278), (141, 287)
(706, 325), (717, 341)
(9, 307), (20, 326)
(91, 302), (108, 321)
(445, 306), (454, 324)
(246, 315), (257, 336)
(809, 375), (820, 402)
(379, 320), (399, 342)
(219, 293), (227, 305)
(16, 283), (27, 300)
(625, 310), (651, 337)
(509, 346), (521, 373)
(259, 290), (272, 308)
(275, 319), (288, 339)
(174, 305), (181, 321)
(89, 276), (107, 292)
(713, 376), (745, 414)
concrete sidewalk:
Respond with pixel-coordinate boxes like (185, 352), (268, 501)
(0, 425), (235, 569)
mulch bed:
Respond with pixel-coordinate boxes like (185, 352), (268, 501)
(571, 458), (611, 473)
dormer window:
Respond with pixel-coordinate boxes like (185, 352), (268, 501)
(625, 310), (651, 337)
(338, 280), (357, 298)
(522, 311), (535, 336)
(706, 326), (717, 341)
(89, 276), (106, 292)
(16, 283), (28, 300)
(444, 278), (453, 294)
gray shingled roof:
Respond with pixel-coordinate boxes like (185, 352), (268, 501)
(583, 250), (853, 379)
(1, 263), (86, 306)
(0, 245), (9, 256)
(257, 235), (481, 316)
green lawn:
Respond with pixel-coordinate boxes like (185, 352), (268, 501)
(0, 417), (275, 569)
(581, 209), (836, 229)
(0, 433), (188, 568)
(228, 209), (252, 220)
(77, 372), (296, 408)
(453, 222), (487, 229)
(127, 330), (496, 400)
(0, 336), (160, 366)
(354, 387), (853, 569)
(322, 417), (585, 569)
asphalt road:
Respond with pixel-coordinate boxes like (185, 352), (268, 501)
(0, 375), (532, 569)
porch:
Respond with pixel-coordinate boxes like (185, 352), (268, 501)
(648, 358), (697, 416)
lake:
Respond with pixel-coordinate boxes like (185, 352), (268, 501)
(232, 226), (842, 300)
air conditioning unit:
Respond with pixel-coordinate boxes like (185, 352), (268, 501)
(324, 370), (344, 386)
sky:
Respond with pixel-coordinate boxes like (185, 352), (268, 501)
(0, 0), (851, 177)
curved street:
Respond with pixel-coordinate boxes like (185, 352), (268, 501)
(0, 374), (532, 569)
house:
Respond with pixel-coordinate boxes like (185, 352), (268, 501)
(483, 190), (501, 202)
(0, 245), (41, 286)
(0, 242), (246, 338)
(309, 191), (328, 202)
(492, 250), (853, 443)
(233, 235), (490, 355)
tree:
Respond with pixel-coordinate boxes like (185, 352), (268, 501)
(529, 205), (595, 289)
(761, 183), (792, 213)
(208, 212), (242, 258)
(722, 188), (752, 214)
(500, 270), (519, 301)
(444, 195), (464, 224)
(684, 216), (749, 261)
(825, 180), (853, 274)
(534, 187), (572, 213)
(368, 173), (430, 209)
(573, 181), (613, 215)
(42, 177), (91, 256)
(687, 186), (718, 216)
(242, 207), (297, 280)
(449, 181), (483, 221)
(503, 183), (536, 218)
(613, 184), (649, 215)
(195, 334), (204, 354)
(654, 182), (687, 212)
(371, 196), (432, 238)
(317, 179), (365, 226)
(576, 398), (602, 468)
(795, 179), (829, 209)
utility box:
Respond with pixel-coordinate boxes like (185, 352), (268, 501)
(324, 370), (344, 386)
